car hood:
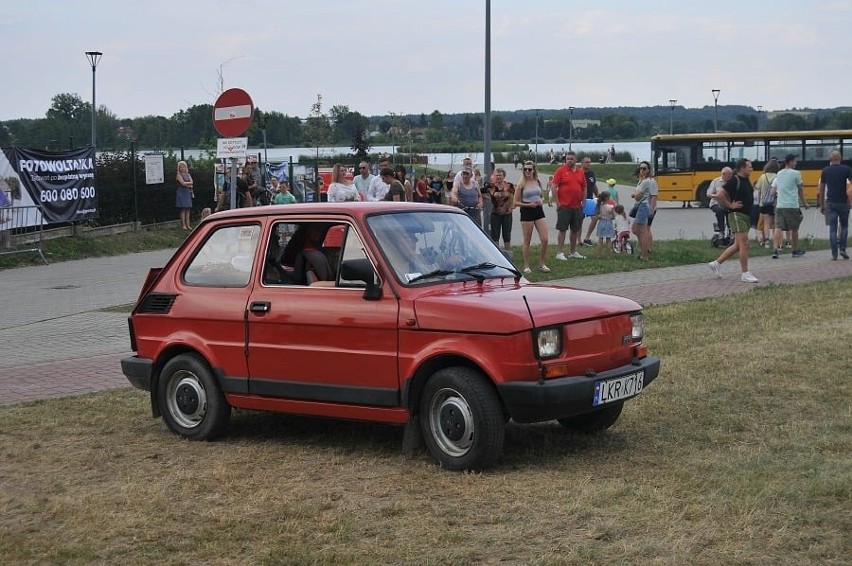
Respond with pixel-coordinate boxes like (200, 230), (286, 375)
(412, 283), (640, 333)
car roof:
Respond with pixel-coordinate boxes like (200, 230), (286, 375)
(204, 202), (462, 223)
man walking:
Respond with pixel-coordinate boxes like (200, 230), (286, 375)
(817, 150), (852, 260)
(550, 151), (587, 260)
(771, 154), (809, 259)
(708, 159), (759, 282)
(580, 156), (600, 246)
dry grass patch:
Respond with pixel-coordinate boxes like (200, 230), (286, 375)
(1, 279), (849, 563)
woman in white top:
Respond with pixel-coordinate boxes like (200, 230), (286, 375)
(512, 161), (550, 274)
(327, 163), (361, 202)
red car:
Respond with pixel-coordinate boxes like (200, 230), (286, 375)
(122, 202), (660, 470)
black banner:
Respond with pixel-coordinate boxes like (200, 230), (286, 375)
(1, 147), (97, 224)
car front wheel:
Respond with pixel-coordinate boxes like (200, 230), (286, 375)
(419, 367), (504, 471)
(557, 403), (624, 433)
(157, 353), (230, 440)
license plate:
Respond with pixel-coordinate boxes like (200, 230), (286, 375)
(593, 371), (644, 406)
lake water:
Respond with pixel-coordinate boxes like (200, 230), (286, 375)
(177, 141), (650, 166)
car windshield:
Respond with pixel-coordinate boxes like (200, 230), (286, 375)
(367, 210), (519, 285)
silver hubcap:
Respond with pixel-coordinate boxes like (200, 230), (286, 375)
(166, 370), (208, 429)
(428, 387), (474, 457)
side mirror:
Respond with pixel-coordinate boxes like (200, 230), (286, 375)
(340, 258), (382, 300)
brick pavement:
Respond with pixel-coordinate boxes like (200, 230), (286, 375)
(0, 248), (849, 406)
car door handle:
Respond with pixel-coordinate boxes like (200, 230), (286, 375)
(249, 301), (271, 313)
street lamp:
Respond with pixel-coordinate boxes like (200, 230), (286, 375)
(85, 51), (102, 148)
(711, 89), (721, 132)
(669, 99), (677, 134)
(756, 105), (762, 131)
(534, 109), (540, 166)
(568, 106), (575, 150)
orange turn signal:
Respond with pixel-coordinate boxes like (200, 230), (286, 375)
(544, 363), (569, 379)
(633, 343), (648, 359)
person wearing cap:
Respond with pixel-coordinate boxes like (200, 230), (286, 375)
(605, 178), (619, 205)
(450, 167), (482, 227)
(770, 154), (809, 258)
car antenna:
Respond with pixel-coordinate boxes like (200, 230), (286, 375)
(523, 295), (545, 385)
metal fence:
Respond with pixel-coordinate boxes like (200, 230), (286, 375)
(0, 205), (48, 264)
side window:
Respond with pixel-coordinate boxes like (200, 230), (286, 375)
(270, 221), (370, 288)
(184, 224), (261, 287)
(339, 227), (371, 288)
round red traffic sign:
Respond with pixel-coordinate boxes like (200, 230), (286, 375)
(213, 88), (254, 137)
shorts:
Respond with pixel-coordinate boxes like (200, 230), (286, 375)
(759, 204), (775, 215)
(519, 205), (545, 222)
(727, 211), (751, 233)
(775, 208), (803, 231)
(633, 202), (651, 225)
(556, 207), (583, 232)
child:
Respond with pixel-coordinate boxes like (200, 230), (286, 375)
(605, 178), (619, 205)
(596, 191), (616, 254)
(613, 204), (631, 253)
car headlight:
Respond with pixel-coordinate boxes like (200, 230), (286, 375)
(534, 327), (562, 359)
(630, 313), (645, 343)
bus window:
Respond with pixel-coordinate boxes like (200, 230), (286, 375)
(768, 139), (803, 160)
(804, 139), (838, 161)
(654, 144), (692, 172)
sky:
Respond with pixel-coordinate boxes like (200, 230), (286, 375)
(2, 0), (851, 121)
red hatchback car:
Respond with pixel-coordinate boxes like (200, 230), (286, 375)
(122, 202), (660, 470)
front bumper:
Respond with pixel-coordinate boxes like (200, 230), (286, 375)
(121, 356), (154, 391)
(497, 356), (661, 423)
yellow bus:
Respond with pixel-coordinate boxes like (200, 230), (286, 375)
(651, 130), (852, 205)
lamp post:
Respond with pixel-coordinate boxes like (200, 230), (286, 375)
(84, 51), (102, 148)
(669, 99), (677, 134)
(568, 106), (575, 150)
(756, 105), (762, 130)
(711, 89), (721, 132)
(534, 109), (540, 166)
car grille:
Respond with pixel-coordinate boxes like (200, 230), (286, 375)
(137, 293), (176, 314)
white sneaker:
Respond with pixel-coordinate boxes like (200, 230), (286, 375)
(741, 271), (758, 283)
(708, 260), (722, 278)
(569, 252), (586, 259)
(555, 252), (567, 261)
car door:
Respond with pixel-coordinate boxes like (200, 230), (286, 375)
(246, 220), (401, 407)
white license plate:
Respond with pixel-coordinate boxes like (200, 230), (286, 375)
(593, 371), (644, 406)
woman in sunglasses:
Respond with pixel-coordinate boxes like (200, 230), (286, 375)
(631, 161), (658, 260)
(513, 161), (550, 273)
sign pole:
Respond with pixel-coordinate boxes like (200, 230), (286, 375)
(230, 158), (238, 210)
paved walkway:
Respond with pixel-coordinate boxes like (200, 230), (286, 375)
(0, 245), (849, 406)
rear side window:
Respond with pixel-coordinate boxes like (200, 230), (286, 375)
(184, 224), (261, 287)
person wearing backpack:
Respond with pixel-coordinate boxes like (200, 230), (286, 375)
(754, 158), (780, 247)
(708, 159), (759, 283)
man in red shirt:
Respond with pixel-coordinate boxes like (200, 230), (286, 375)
(549, 151), (587, 259)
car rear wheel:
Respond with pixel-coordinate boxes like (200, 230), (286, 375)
(557, 403), (624, 433)
(419, 367), (504, 471)
(158, 353), (230, 440)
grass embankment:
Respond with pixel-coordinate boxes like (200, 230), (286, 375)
(1, 279), (848, 563)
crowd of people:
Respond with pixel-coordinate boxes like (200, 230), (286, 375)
(180, 150), (850, 275)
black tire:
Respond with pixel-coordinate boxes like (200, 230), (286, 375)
(557, 403), (624, 433)
(419, 367), (505, 471)
(157, 353), (231, 440)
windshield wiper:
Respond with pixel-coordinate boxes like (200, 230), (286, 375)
(458, 262), (523, 281)
(407, 268), (455, 284)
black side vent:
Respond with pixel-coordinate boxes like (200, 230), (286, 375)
(138, 293), (177, 314)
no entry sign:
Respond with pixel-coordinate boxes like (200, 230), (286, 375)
(213, 88), (254, 137)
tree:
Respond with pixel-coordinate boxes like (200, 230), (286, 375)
(303, 94), (332, 157)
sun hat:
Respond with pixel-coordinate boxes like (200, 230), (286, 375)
(606, 178), (617, 186)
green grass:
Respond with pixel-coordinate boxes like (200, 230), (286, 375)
(0, 227), (189, 269)
(1, 279), (848, 563)
(537, 162), (638, 185)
